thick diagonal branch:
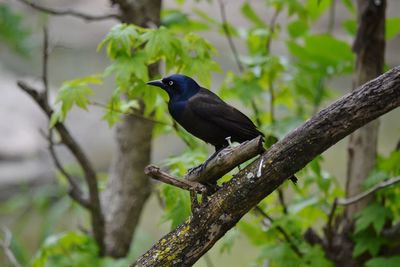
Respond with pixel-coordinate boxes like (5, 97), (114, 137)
(132, 66), (400, 266)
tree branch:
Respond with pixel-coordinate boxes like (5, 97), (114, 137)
(132, 66), (400, 266)
(144, 165), (208, 194)
(337, 176), (400, 206)
(16, 0), (121, 21)
(0, 227), (22, 267)
(184, 136), (264, 183)
(16, 81), (105, 255)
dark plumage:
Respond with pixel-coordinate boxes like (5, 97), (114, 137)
(147, 74), (263, 152)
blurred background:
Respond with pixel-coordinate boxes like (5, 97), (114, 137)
(0, 0), (399, 266)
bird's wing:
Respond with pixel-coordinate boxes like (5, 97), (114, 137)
(187, 88), (263, 140)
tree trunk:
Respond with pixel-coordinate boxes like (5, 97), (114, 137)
(345, 0), (386, 218)
(102, 0), (162, 258)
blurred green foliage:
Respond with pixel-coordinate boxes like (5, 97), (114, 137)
(2, 0), (400, 266)
(0, 4), (30, 55)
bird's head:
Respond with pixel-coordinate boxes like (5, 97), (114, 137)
(146, 74), (200, 101)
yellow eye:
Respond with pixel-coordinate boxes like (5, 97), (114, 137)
(169, 81), (174, 86)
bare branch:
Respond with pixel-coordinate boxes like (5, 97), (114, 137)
(16, 0), (121, 21)
(0, 227), (22, 267)
(16, 81), (105, 255)
(89, 100), (170, 126)
(216, 0), (243, 73)
(185, 136), (265, 183)
(42, 130), (91, 209)
(216, 0), (262, 126)
(42, 26), (49, 100)
(337, 176), (400, 206)
(145, 165), (208, 194)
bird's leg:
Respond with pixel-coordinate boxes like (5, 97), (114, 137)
(187, 147), (222, 175)
(225, 136), (241, 171)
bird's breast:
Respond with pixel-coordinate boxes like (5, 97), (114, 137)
(168, 101), (187, 121)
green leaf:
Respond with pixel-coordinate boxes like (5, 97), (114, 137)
(32, 232), (98, 267)
(355, 203), (392, 234)
(142, 26), (181, 63)
(342, 19), (356, 36)
(302, 245), (333, 267)
(98, 24), (141, 58)
(241, 2), (266, 27)
(366, 256), (400, 267)
(160, 185), (191, 229)
(53, 75), (102, 123)
(386, 18), (400, 40)
(0, 4), (31, 55)
(353, 230), (386, 257)
(287, 20), (309, 38)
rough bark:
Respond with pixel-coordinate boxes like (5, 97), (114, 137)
(101, 0), (161, 258)
(185, 136), (265, 183)
(132, 66), (400, 267)
(346, 0), (386, 218)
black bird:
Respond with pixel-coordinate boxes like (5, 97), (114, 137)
(147, 74), (298, 183)
(147, 74), (263, 154)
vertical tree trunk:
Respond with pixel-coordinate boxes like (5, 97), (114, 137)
(102, 0), (162, 258)
(345, 0), (386, 218)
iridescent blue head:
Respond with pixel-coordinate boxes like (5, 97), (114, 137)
(146, 74), (201, 102)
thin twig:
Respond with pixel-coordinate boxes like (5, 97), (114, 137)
(42, 26), (49, 101)
(325, 198), (338, 246)
(337, 176), (400, 205)
(254, 206), (303, 257)
(16, 81), (105, 255)
(216, 0), (243, 73)
(16, 0), (121, 21)
(90, 101), (170, 126)
(42, 129), (91, 209)
(277, 189), (288, 214)
(327, 0), (337, 34)
(0, 227), (22, 267)
(216, 0), (261, 127)
(265, 8), (281, 53)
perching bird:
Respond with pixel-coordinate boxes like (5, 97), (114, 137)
(147, 74), (263, 152)
(147, 74), (298, 183)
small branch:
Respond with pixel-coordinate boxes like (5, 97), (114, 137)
(42, 26), (49, 101)
(16, 0), (121, 21)
(145, 165), (208, 194)
(337, 176), (400, 206)
(254, 206), (303, 257)
(90, 101), (170, 126)
(265, 8), (281, 53)
(16, 81), (105, 255)
(325, 198), (338, 247)
(0, 227), (22, 267)
(276, 189), (288, 214)
(216, 0), (243, 73)
(44, 130), (91, 209)
(327, 0), (337, 34)
(216, 0), (262, 126)
(185, 136), (264, 183)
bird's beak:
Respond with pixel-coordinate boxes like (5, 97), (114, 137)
(146, 79), (165, 89)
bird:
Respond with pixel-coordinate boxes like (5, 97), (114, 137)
(147, 74), (263, 150)
(147, 74), (297, 183)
